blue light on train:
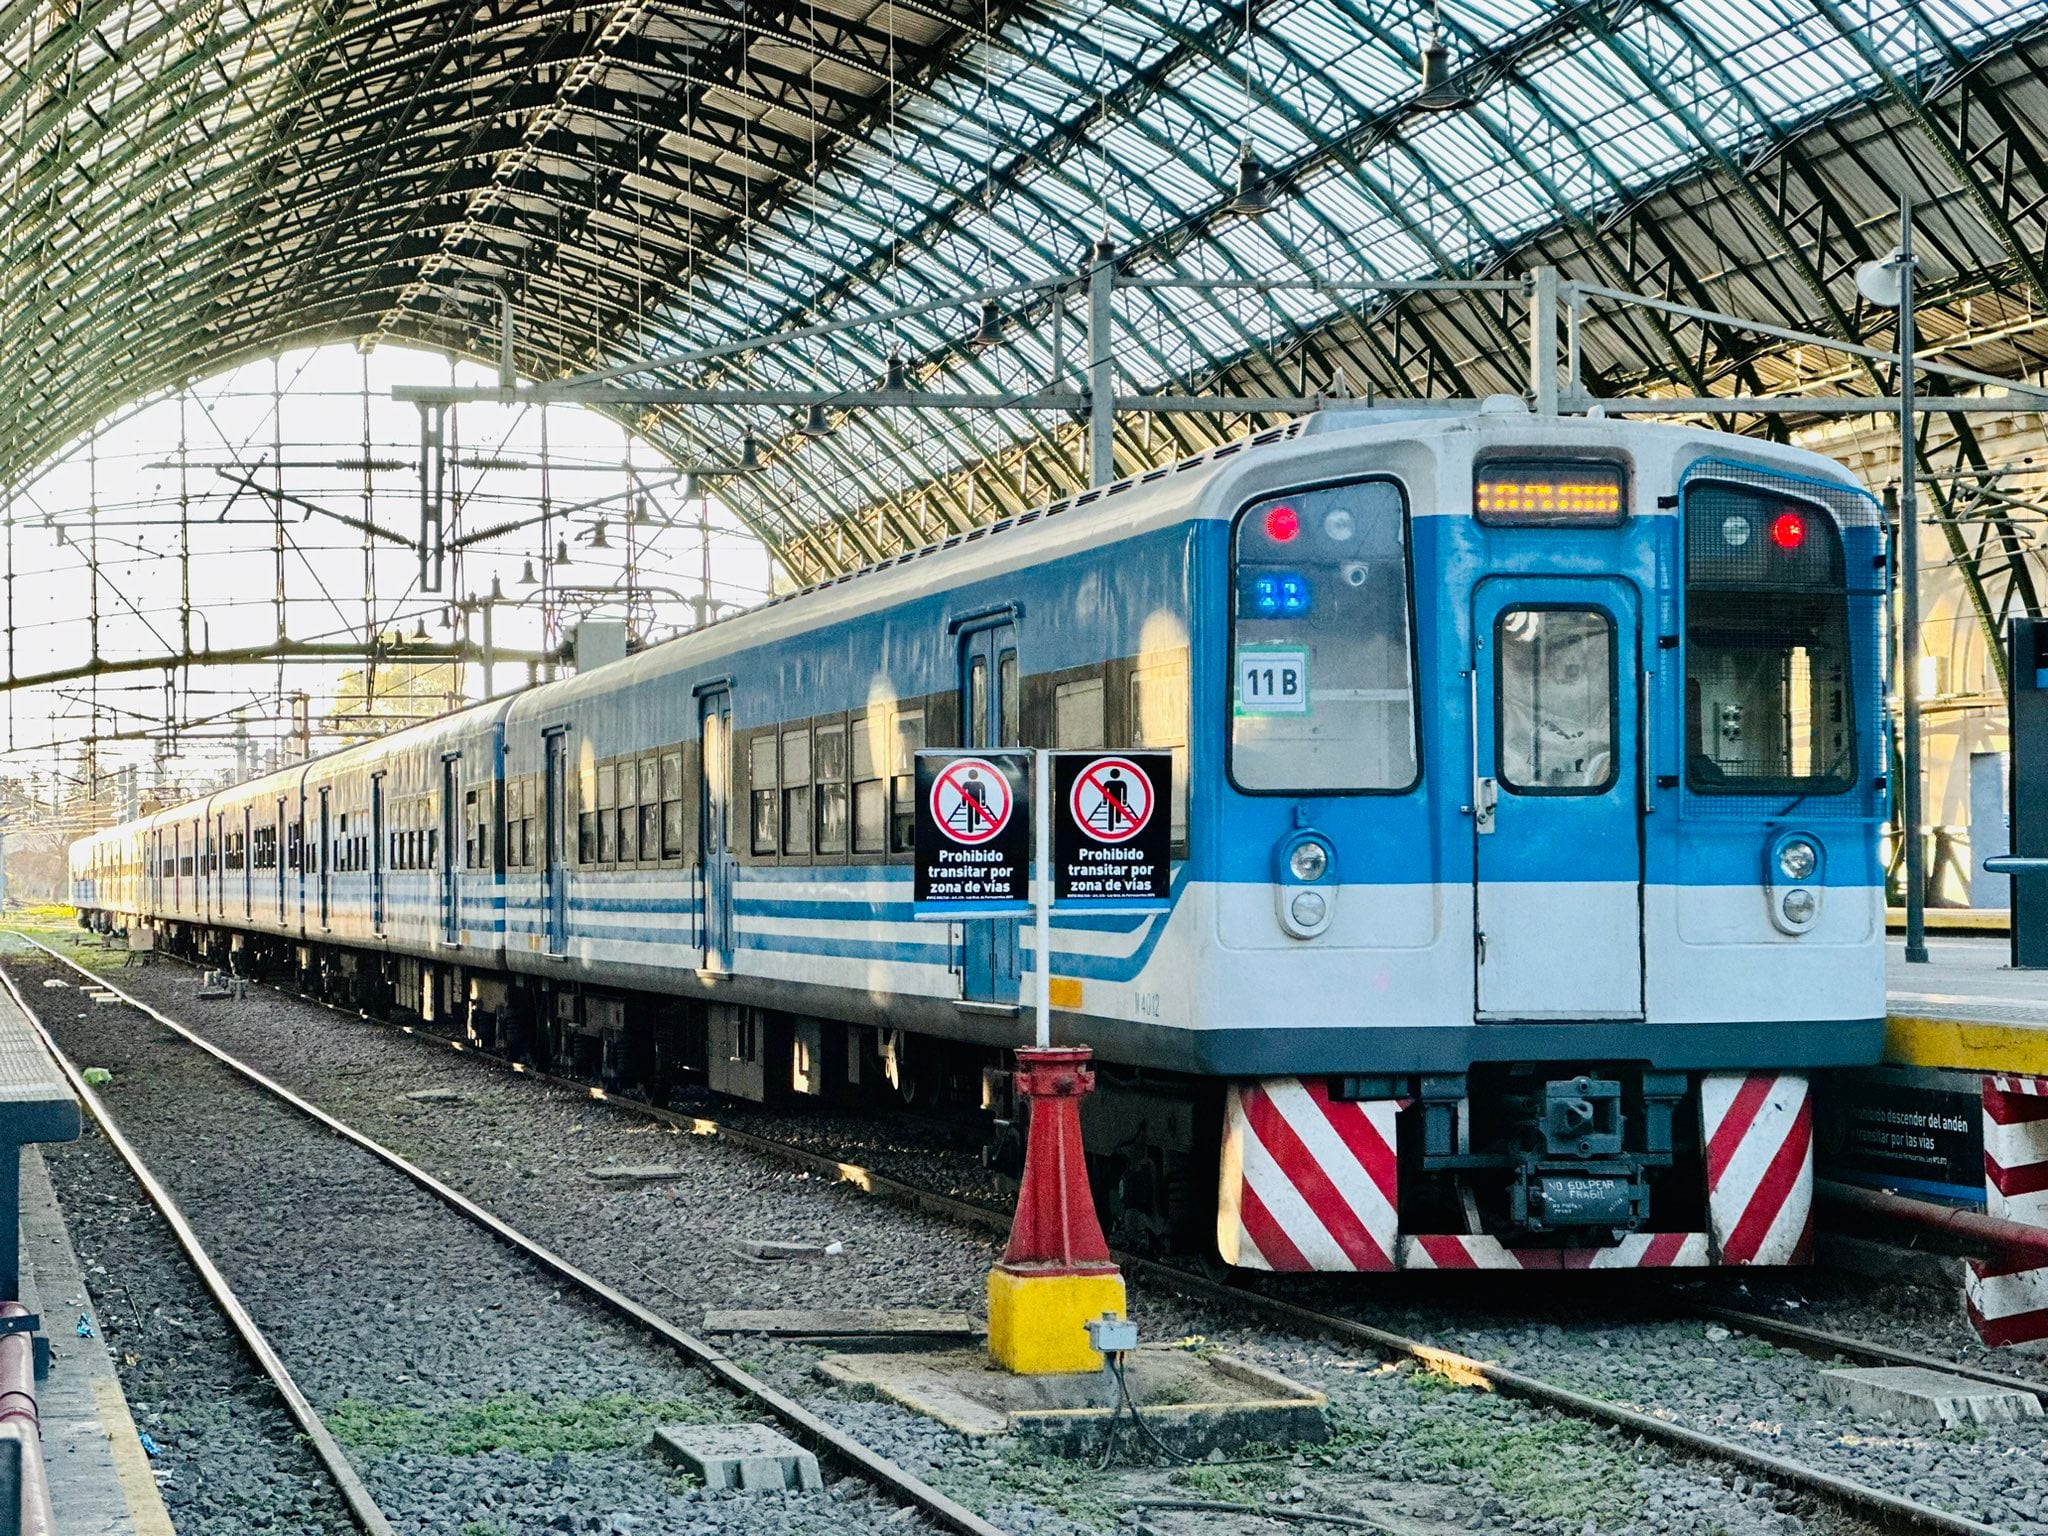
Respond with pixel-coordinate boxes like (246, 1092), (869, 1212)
(1252, 574), (1310, 616)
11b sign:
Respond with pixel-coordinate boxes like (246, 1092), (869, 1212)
(1053, 752), (1172, 906)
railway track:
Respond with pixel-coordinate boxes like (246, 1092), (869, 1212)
(3, 935), (1009, 1536)
(33, 932), (2043, 1536)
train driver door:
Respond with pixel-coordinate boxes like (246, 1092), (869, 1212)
(698, 687), (735, 971)
(1471, 577), (1644, 1019)
(957, 619), (1021, 1004)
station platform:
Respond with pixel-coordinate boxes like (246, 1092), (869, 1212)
(1885, 935), (2048, 1074)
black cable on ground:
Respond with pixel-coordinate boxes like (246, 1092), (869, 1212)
(1124, 1498), (1408, 1533)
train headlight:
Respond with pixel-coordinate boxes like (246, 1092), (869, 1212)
(1776, 838), (1818, 881)
(1780, 888), (1819, 926)
(1276, 831), (1336, 939)
(1289, 840), (1330, 882)
(1290, 890), (1329, 930)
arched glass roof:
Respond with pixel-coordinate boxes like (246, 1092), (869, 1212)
(3, 1), (2044, 583)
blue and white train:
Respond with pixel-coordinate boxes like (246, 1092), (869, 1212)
(71, 401), (1887, 1270)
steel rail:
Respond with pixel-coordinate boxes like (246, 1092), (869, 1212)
(0, 958), (399, 1536)
(8, 935), (1012, 1536)
(103, 942), (2026, 1536)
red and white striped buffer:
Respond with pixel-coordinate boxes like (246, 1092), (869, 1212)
(1400, 1232), (1709, 1270)
(1967, 1073), (2048, 1347)
(1701, 1072), (1813, 1266)
(1217, 1079), (1398, 1271)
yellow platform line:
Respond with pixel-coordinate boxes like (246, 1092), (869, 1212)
(91, 1375), (176, 1536)
(1884, 1012), (2048, 1076)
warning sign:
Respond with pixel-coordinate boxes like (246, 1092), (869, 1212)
(1053, 752), (1172, 906)
(913, 751), (1030, 911)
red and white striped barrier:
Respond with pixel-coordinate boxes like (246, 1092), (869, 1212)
(1219, 1074), (1815, 1272)
(1702, 1072), (1814, 1266)
(1216, 1079), (1398, 1271)
(1968, 1073), (2048, 1346)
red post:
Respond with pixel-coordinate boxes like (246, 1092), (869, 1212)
(1000, 1046), (1116, 1271)
(986, 1046), (1126, 1373)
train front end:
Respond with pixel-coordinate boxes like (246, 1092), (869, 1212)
(1202, 411), (1887, 1271)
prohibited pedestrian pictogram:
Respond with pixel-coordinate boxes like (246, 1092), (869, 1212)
(1052, 750), (1173, 907)
(1068, 756), (1155, 844)
(928, 756), (1014, 845)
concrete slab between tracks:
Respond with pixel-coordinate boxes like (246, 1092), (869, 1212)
(815, 1345), (1327, 1455)
(19, 1147), (175, 1535)
(1819, 1365), (2042, 1427)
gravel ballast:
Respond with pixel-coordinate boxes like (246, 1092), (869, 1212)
(18, 931), (2044, 1536)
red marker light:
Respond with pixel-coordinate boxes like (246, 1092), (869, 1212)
(1771, 511), (1806, 550)
(1265, 505), (1300, 542)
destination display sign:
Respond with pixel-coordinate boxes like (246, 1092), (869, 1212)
(912, 750), (1031, 913)
(1052, 752), (1173, 906)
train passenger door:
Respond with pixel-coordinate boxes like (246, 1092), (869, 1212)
(958, 620), (1021, 1004)
(698, 689), (735, 970)
(542, 729), (569, 958)
(276, 800), (288, 922)
(318, 788), (332, 929)
(371, 774), (387, 934)
(1472, 577), (1643, 1019)
(440, 755), (461, 944)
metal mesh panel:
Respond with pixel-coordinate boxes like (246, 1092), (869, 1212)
(1676, 457), (1886, 824)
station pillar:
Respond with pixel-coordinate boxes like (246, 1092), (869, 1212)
(986, 1046), (1126, 1374)
(2007, 618), (2048, 968)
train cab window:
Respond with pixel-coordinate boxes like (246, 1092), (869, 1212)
(1055, 678), (1106, 749)
(1230, 479), (1418, 792)
(1496, 609), (1615, 793)
(1683, 480), (1854, 795)
(750, 735), (779, 855)
(815, 724), (848, 856)
(660, 750), (685, 861)
(890, 709), (924, 853)
(852, 713), (886, 854)
(966, 660), (989, 749)
(781, 729), (813, 856)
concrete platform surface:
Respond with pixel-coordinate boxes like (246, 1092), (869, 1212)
(20, 1148), (174, 1535)
(1819, 1364), (2043, 1427)
(1886, 937), (2048, 1073)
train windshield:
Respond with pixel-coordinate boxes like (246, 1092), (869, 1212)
(1230, 478), (1418, 792)
(1683, 479), (1855, 796)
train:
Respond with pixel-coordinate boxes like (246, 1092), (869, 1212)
(70, 399), (1889, 1271)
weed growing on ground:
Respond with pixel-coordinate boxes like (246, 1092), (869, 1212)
(1169, 1457), (1291, 1501)
(930, 1440), (1125, 1531)
(327, 1391), (723, 1458)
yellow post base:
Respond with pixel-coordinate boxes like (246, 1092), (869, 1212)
(986, 1264), (1127, 1375)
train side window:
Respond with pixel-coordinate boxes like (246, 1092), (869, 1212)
(815, 724), (848, 855)
(750, 734), (780, 855)
(519, 777), (537, 869)
(426, 828), (437, 869)
(890, 709), (924, 853)
(660, 750), (685, 861)
(617, 759), (641, 863)
(999, 651), (1020, 746)
(852, 710), (886, 854)
(782, 728), (813, 856)
(638, 756), (660, 865)
(1054, 677), (1106, 749)
(577, 765), (596, 864)
(1132, 656), (1190, 840)
(597, 763), (617, 863)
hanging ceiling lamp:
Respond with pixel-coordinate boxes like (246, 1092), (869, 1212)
(520, 557), (538, 585)
(884, 345), (910, 392)
(590, 520), (610, 550)
(969, 296), (1002, 351)
(1415, 28), (1471, 110)
(738, 431), (763, 470)
(411, 618), (429, 641)
(555, 535), (572, 567)
(1231, 139), (1275, 216)
(802, 402), (836, 437)
(633, 496), (654, 526)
